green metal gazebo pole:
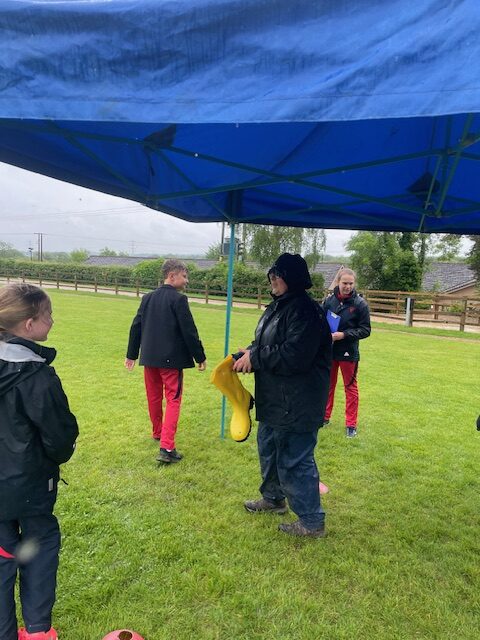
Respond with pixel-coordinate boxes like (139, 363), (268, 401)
(220, 221), (236, 438)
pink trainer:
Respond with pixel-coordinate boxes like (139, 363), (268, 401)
(18, 627), (58, 640)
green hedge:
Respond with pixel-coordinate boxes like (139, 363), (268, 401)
(0, 258), (325, 298)
(0, 258), (135, 286)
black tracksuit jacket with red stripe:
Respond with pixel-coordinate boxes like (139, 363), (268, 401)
(322, 287), (371, 362)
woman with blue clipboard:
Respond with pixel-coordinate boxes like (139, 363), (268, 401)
(322, 268), (371, 437)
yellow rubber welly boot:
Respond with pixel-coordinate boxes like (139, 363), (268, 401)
(210, 355), (254, 442)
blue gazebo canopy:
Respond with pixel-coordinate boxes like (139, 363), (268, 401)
(1, 0), (480, 234)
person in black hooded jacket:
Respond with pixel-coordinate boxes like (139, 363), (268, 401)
(233, 254), (332, 538)
(0, 283), (78, 640)
(322, 268), (371, 438)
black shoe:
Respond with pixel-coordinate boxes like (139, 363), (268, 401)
(278, 520), (326, 538)
(156, 448), (183, 463)
(346, 426), (357, 438)
(244, 498), (288, 514)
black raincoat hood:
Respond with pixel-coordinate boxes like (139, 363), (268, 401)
(0, 336), (56, 397)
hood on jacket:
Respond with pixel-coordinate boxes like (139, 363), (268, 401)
(0, 337), (56, 398)
(268, 253), (312, 292)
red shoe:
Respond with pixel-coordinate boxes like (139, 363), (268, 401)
(18, 628), (58, 639)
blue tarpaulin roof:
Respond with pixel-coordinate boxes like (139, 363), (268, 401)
(1, 0), (480, 234)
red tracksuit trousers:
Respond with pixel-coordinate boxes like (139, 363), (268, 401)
(144, 367), (183, 450)
(324, 360), (359, 427)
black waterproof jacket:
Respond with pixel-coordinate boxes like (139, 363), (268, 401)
(249, 291), (332, 431)
(322, 287), (371, 362)
(0, 336), (78, 520)
(126, 284), (206, 369)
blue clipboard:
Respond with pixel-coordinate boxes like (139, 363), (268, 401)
(326, 309), (340, 333)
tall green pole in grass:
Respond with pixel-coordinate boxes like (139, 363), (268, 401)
(220, 221), (236, 438)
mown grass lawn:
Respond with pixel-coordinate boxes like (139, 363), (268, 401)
(24, 290), (480, 640)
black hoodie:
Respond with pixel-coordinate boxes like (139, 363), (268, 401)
(0, 336), (78, 519)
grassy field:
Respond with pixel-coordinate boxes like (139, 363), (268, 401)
(19, 290), (480, 640)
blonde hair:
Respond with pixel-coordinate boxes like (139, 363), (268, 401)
(0, 283), (50, 334)
(334, 267), (356, 286)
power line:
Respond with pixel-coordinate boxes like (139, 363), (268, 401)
(1, 231), (213, 251)
(0, 204), (150, 223)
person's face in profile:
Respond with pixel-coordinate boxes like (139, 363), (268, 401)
(169, 269), (189, 291)
(269, 272), (288, 296)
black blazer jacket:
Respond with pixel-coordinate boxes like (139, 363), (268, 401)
(126, 285), (206, 369)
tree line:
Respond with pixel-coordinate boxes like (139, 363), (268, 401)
(208, 226), (479, 291)
(2, 227), (480, 293)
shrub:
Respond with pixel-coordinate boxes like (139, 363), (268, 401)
(0, 258), (325, 298)
(0, 259), (135, 287)
(132, 259), (164, 288)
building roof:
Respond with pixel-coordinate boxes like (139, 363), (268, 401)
(312, 263), (344, 289)
(85, 256), (153, 267)
(422, 262), (477, 293)
(84, 256), (257, 270)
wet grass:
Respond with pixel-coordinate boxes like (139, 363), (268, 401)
(18, 290), (479, 640)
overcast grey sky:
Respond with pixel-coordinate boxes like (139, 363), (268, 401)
(0, 162), (354, 257)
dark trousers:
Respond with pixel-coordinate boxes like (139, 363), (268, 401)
(257, 422), (325, 529)
(0, 514), (60, 640)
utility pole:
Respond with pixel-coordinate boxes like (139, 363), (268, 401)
(36, 233), (43, 262)
(220, 222), (225, 255)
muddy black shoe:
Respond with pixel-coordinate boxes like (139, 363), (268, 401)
(156, 448), (183, 463)
(278, 520), (326, 538)
(244, 498), (288, 514)
(346, 426), (357, 438)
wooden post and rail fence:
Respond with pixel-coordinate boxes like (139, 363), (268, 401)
(0, 271), (479, 332)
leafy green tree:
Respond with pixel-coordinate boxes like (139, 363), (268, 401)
(0, 241), (24, 258)
(347, 232), (421, 291)
(70, 249), (89, 263)
(99, 247), (118, 256)
(303, 228), (327, 270)
(42, 252), (71, 263)
(205, 242), (222, 260)
(468, 235), (480, 285)
(428, 234), (463, 261)
(246, 226), (302, 267)
(244, 225), (325, 268)
(347, 231), (462, 291)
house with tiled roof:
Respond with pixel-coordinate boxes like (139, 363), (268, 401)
(85, 256), (152, 267)
(312, 262), (344, 289)
(422, 262), (477, 296)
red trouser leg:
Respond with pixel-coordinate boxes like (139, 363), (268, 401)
(339, 360), (359, 427)
(159, 369), (183, 451)
(144, 367), (164, 439)
(324, 360), (340, 420)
